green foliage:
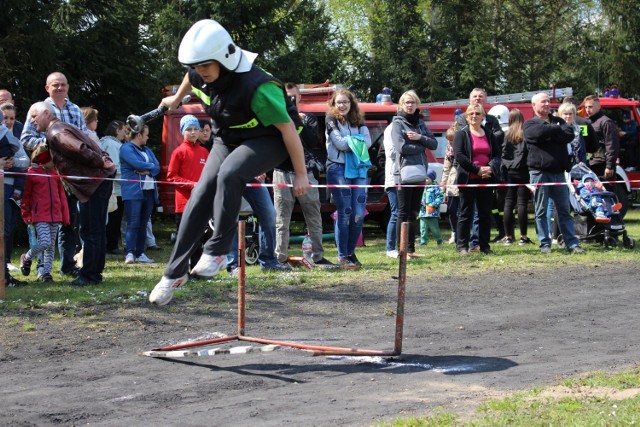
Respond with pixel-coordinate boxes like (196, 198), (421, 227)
(2, 0), (640, 137)
(561, 367), (640, 389)
(384, 367), (640, 426)
(1, 209), (639, 312)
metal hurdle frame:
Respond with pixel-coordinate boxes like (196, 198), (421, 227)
(145, 221), (409, 358)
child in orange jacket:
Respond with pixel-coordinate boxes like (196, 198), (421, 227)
(19, 146), (70, 282)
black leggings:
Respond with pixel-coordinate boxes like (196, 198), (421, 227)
(397, 186), (422, 253)
(503, 172), (530, 238)
(164, 137), (288, 278)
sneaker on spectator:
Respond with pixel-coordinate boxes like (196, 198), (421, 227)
(569, 245), (585, 254)
(491, 235), (506, 243)
(20, 253), (32, 276)
(540, 245), (552, 254)
(37, 273), (54, 282)
(338, 257), (359, 270)
(504, 237), (513, 246)
(190, 254), (226, 279)
(125, 253), (135, 264)
(314, 257), (337, 269)
(519, 237), (534, 246)
(448, 233), (456, 244)
(261, 262), (293, 273)
(60, 267), (81, 278)
(347, 254), (362, 267)
(469, 246), (480, 253)
(386, 250), (399, 258)
(6, 275), (28, 287)
(9, 197), (21, 209)
(136, 253), (155, 263)
(70, 276), (99, 287)
(149, 274), (189, 305)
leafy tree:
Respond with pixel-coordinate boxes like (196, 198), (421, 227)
(50, 0), (162, 127)
(597, 0), (640, 98)
(0, 1), (63, 115)
(1, 0), (162, 131)
(147, 0), (348, 86)
(365, 0), (428, 101)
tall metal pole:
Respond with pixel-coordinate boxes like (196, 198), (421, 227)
(394, 221), (408, 355)
(237, 220), (246, 336)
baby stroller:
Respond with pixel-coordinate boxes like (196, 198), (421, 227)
(207, 197), (260, 265)
(562, 164), (635, 249)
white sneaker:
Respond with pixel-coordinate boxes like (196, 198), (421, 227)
(136, 253), (155, 263)
(125, 253), (135, 264)
(448, 233), (456, 244)
(190, 254), (226, 279)
(149, 274), (189, 306)
(386, 250), (399, 258)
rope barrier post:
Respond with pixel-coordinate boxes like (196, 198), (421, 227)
(394, 221), (409, 355)
(0, 171), (5, 299)
(238, 220), (246, 337)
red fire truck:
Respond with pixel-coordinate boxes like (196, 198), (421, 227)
(158, 84), (636, 225)
(158, 83), (440, 228)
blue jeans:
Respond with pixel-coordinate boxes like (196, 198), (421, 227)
(124, 190), (155, 257)
(326, 162), (367, 258)
(530, 170), (579, 248)
(78, 180), (112, 282)
(385, 188), (398, 251)
(227, 185), (278, 268)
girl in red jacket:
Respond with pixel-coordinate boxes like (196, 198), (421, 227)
(19, 146), (70, 282)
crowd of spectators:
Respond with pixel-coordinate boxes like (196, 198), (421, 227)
(0, 67), (627, 289)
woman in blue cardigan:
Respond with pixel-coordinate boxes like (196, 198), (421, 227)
(120, 125), (160, 264)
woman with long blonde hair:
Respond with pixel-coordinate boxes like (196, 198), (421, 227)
(390, 90), (437, 257)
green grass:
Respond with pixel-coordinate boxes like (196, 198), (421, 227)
(1, 209), (639, 311)
(381, 367), (640, 426)
(2, 210), (640, 425)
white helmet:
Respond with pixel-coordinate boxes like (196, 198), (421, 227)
(488, 104), (510, 131)
(178, 19), (257, 72)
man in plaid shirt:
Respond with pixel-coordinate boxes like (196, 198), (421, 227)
(20, 72), (89, 278)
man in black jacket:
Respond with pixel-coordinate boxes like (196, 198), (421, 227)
(524, 93), (584, 254)
(584, 95), (619, 179)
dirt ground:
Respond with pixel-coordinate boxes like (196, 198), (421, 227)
(1, 262), (639, 426)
